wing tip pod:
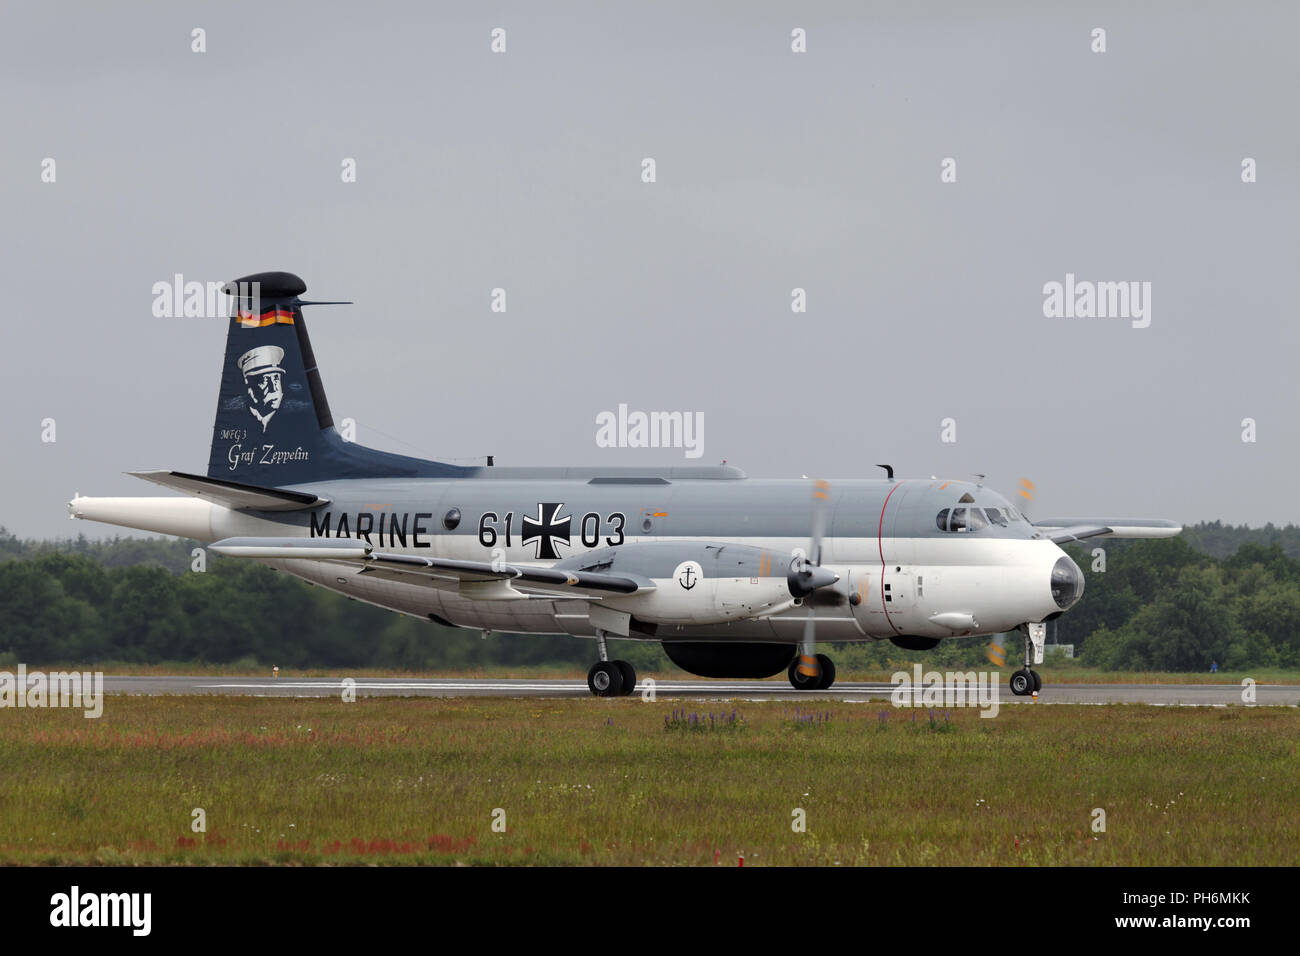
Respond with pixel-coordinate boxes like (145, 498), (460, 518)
(210, 536), (370, 559)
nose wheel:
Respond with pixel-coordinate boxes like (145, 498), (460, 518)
(1009, 668), (1041, 696)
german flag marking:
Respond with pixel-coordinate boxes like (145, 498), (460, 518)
(236, 307), (296, 328)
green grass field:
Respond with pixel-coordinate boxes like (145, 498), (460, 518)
(1, 695), (1297, 865)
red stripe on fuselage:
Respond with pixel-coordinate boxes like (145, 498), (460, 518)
(878, 481), (903, 635)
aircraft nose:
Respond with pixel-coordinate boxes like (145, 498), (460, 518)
(1050, 554), (1084, 609)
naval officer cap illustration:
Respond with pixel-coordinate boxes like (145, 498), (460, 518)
(238, 345), (286, 380)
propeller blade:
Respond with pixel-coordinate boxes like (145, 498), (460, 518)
(802, 605), (817, 645)
(809, 478), (830, 566)
(788, 479), (839, 597)
(1018, 477), (1036, 520)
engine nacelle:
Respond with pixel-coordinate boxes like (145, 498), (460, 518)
(555, 541), (807, 626)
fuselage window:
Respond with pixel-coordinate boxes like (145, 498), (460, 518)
(967, 507), (989, 531)
(936, 508), (950, 532)
(950, 507), (969, 532)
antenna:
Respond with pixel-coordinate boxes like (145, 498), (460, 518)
(876, 464), (894, 480)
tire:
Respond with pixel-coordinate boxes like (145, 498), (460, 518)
(1031, 670), (1042, 693)
(1010, 669), (1033, 696)
(787, 658), (821, 690)
(815, 654), (836, 690)
(614, 660), (637, 696)
(587, 661), (624, 697)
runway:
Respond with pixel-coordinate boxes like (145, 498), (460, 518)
(98, 676), (1300, 706)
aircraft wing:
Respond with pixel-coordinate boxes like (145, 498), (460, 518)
(208, 537), (653, 600)
(1032, 518), (1182, 544)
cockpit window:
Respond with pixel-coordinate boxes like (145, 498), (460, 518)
(936, 504), (1019, 532)
(984, 507), (1008, 527)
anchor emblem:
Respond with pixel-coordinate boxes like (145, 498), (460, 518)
(678, 565), (697, 590)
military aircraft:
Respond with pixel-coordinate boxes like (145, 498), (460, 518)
(70, 272), (1181, 696)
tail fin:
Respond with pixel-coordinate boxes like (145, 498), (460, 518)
(208, 271), (467, 485)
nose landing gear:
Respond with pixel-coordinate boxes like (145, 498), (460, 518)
(1010, 623), (1046, 697)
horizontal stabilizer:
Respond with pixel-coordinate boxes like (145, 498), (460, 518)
(130, 471), (327, 512)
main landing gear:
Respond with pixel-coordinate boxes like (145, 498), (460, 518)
(587, 630), (637, 697)
(1009, 622), (1046, 697)
(787, 652), (836, 690)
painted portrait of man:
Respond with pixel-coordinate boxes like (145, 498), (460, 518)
(237, 345), (286, 432)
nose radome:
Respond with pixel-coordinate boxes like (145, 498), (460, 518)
(1051, 554), (1084, 609)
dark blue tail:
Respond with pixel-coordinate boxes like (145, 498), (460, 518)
(207, 272), (468, 486)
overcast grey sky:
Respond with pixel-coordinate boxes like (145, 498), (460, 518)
(2, 1), (1296, 538)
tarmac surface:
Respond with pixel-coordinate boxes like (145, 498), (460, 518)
(97, 676), (1300, 706)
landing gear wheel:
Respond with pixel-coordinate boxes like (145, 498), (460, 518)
(1010, 668), (1034, 696)
(815, 654), (836, 690)
(1031, 670), (1042, 693)
(787, 658), (821, 690)
(587, 661), (624, 698)
(614, 660), (637, 696)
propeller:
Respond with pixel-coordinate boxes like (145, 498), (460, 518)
(787, 479), (837, 596)
(790, 479), (839, 683)
(1017, 477), (1035, 520)
(987, 633), (1007, 667)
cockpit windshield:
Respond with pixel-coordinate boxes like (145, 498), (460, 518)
(935, 503), (1023, 532)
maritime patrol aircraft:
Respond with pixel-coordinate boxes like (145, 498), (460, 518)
(70, 272), (1181, 696)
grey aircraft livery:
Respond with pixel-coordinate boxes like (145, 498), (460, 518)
(71, 272), (1182, 696)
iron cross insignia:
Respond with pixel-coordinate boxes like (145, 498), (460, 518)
(522, 502), (572, 560)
